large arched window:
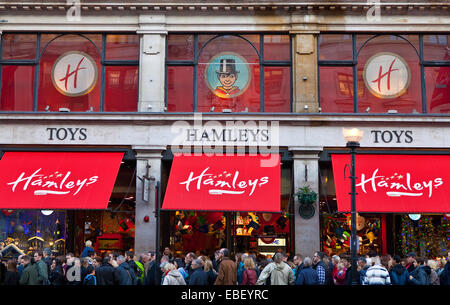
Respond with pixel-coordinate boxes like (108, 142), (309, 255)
(318, 34), (449, 114)
(0, 33), (139, 112)
(166, 34), (292, 113)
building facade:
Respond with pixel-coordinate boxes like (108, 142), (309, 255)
(0, 1), (449, 259)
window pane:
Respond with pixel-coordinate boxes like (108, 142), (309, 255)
(2, 34), (37, 60)
(357, 35), (422, 114)
(426, 66), (450, 113)
(319, 34), (353, 61)
(167, 66), (193, 112)
(197, 35), (260, 112)
(264, 66), (290, 112)
(264, 35), (290, 61)
(423, 35), (450, 61)
(106, 35), (139, 61)
(104, 66), (138, 111)
(38, 34), (101, 112)
(319, 67), (354, 113)
(167, 35), (194, 61)
(0, 65), (34, 111)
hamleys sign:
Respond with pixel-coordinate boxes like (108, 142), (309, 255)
(363, 52), (411, 99)
(332, 154), (450, 213)
(0, 152), (123, 210)
(162, 154), (280, 212)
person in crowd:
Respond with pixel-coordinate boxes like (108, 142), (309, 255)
(405, 252), (417, 273)
(163, 247), (174, 262)
(144, 252), (159, 285)
(241, 257), (258, 285)
(440, 250), (450, 285)
(331, 255), (340, 281)
(189, 259), (208, 285)
(114, 255), (137, 285)
(295, 257), (318, 285)
(17, 255), (25, 278)
(292, 253), (303, 279)
(312, 251), (331, 285)
(409, 257), (430, 285)
(96, 256), (116, 285)
(235, 252), (245, 285)
(358, 257), (370, 285)
(162, 263), (186, 285)
(81, 240), (95, 258)
(65, 253), (81, 285)
(214, 248), (237, 285)
(427, 259), (440, 285)
(43, 248), (53, 272)
(4, 259), (20, 285)
(33, 251), (50, 285)
(125, 251), (139, 282)
(83, 265), (97, 285)
(19, 255), (39, 285)
(256, 252), (294, 285)
(365, 256), (391, 285)
(333, 261), (347, 285)
(80, 257), (92, 285)
(390, 255), (408, 285)
(184, 252), (197, 282)
(135, 253), (148, 284)
(49, 258), (65, 285)
(436, 257), (446, 279)
(200, 256), (218, 285)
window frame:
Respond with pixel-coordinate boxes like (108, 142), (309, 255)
(317, 33), (450, 115)
(165, 33), (293, 113)
(0, 32), (140, 113)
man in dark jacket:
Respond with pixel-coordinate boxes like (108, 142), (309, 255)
(189, 259), (209, 285)
(405, 252), (416, 273)
(114, 255), (137, 285)
(19, 255), (39, 285)
(409, 257), (430, 285)
(440, 250), (450, 285)
(312, 251), (332, 285)
(295, 257), (318, 285)
(96, 256), (116, 285)
(390, 255), (409, 285)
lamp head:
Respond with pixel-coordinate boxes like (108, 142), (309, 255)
(343, 128), (363, 144)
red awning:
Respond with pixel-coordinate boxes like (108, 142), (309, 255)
(0, 151), (123, 209)
(332, 154), (450, 213)
(162, 153), (280, 212)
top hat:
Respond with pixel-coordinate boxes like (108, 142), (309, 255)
(216, 58), (239, 75)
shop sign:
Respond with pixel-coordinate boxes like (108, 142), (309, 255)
(332, 154), (450, 213)
(363, 52), (410, 99)
(162, 154), (280, 212)
(51, 51), (98, 97)
(0, 152), (123, 209)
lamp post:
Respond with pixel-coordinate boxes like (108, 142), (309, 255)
(343, 128), (363, 286)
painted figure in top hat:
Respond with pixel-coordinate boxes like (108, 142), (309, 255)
(215, 58), (240, 98)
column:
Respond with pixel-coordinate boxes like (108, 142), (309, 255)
(133, 146), (165, 254)
(290, 147), (322, 257)
(292, 33), (319, 113)
(137, 14), (167, 112)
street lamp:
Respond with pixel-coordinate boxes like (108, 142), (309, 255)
(343, 128), (363, 286)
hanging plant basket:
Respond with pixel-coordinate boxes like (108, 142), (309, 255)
(296, 186), (317, 205)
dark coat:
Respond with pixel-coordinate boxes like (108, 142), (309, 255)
(4, 271), (20, 285)
(295, 266), (319, 285)
(19, 264), (39, 285)
(409, 265), (430, 285)
(206, 269), (218, 286)
(440, 261), (450, 285)
(390, 264), (409, 285)
(49, 265), (65, 285)
(114, 262), (137, 285)
(96, 263), (116, 285)
(189, 267), (209, 285)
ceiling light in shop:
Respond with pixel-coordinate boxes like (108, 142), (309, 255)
(408, 214), (421, 221)
(41, 210), (54, 216)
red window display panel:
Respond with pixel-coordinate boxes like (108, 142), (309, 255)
(264, 66), (291, 112)
(319, 67), (355, 113)
(0, 65), (34, 111)
(104, 66), (138, 112)
(167, 66), (194, 112)
(319, 34), (353, 61)
(2, 34), (37, 60)
(197, 36), (261, 113)
(167, 35), (195, 61)
(263, 35), (290, 61)
(332, 154), (450, 213)
(426, 66), (450, 114)
(356, 36), (422, 114)
(105, 35), (139, 61)
(0, 152), (123, 210)
(37, 34), (102, 112)
(162, 154), (281, 212)
(423, 35), (450, 61)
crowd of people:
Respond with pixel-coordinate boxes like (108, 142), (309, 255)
(1, 241), (449, 286)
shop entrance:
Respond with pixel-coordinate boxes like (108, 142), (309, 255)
(160, 154), (294, 258)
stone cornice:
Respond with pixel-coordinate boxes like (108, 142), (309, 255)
(0, 2), (448, 13)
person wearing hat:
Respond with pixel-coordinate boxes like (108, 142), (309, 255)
(405, 252), (416, 273)
(215, 58), (241, 98)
